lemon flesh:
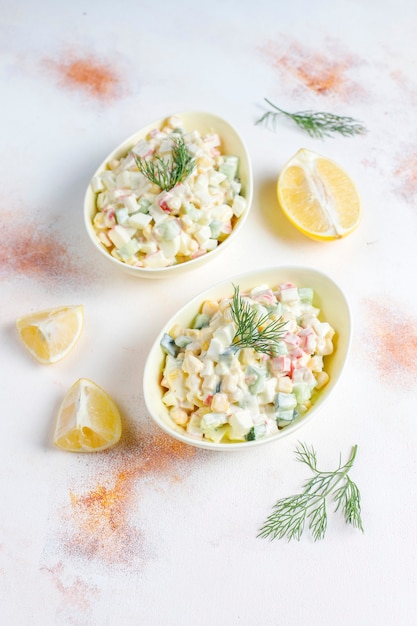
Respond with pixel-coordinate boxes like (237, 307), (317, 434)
(54, 378), (122, 452)
(277, 148), (361, 241)
(16, 305), (84, 364)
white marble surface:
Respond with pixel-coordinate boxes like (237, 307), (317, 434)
(1, 1), (416, 624)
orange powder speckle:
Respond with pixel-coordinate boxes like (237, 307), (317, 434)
(0, 210), (84, 285)
(42, 561), (99, 612)
(45, 54), (121, 101)
(394, 151), (417, 204)
(390, 69), (417, 107)
(260, 40), (365, 100)
(362, 298), (417, 387)
(61, 422), (203, 568)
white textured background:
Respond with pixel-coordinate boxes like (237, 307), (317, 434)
(1, 1), (416, 624)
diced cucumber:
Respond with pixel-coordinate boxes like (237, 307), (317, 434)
(275, 392), (297, 411)
(127, 211), (152, 229)
(115, 207), (129, 224)
(200, 412), (228, 434)
(182, 202), (200, 221)
(293, 382), (312, 403)
(138, 197), (152, 213)
(245, 426), (256, 441)
(175, 335), (193, 348)
(219, 155), (239, 182)
(245, 365), (265, 395)
(191, 313), (210, 329)
(209, 220), (222, 239)
(245, 423), (267, 441)
(160, 333), (180, 357)
(156, 219), (181, 241)
(117, 238), (141, 260)
(276, 409), (295, 425)
(298, 287), (314, 303)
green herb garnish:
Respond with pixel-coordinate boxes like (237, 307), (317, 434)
(258, 442), (364, 542)
(133, 134), (196, 191)
(245, 427), (256, 441)
(256, 98), (367, 139)
(230, 284), (287, 355)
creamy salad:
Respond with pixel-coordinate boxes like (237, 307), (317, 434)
(90, 116), (247, 268)
(160, 282), (335, 443)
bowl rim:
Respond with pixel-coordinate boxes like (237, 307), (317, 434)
(83, 110), (253, 277)
(143, 265), (352, 451)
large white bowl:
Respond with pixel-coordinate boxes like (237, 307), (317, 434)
(143, 266), (352, 450)
(84, 111), (253, 278)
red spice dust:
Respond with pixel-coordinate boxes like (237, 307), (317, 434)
(362, 298), (417, 387)
(42, 561), (99, 612)
(61, 423), (202, 568)
(260, 40), (364, 99)
(0, 210), (83, 284)
(390, 69), (417, 108)
(45, 54), (121, 101)
(394, 150), (417, 204)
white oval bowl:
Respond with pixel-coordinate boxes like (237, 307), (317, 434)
(143, 266), (351, 450)
(84, 112), (253, 278)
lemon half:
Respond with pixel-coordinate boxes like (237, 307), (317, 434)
(277, 148), (361, 241)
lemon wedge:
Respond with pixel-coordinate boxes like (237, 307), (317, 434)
(277, 148), (361, 241)
(53, 378), (122, 452)
(16, 305), (84, 364)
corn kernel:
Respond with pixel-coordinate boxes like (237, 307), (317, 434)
(315, 371), (329, 389)
(170, 408), (189, 426)
(202, 300), (219, 316)
(211, 392), (229, 413)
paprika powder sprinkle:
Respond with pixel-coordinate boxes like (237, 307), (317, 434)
(395, 151), (417, 204)
(0, 210), (84, 285)
(45, 54), (121, 101)
(362, 298), (417, 387)
(61, 423), (203, 568)
(260, 39), (363, 99)
(42, 561), (99, 611)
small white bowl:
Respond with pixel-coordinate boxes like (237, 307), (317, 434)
(143, 266), (352, 450)
(84, 111), (253, 278)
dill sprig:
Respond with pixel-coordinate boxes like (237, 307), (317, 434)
(230, 284), (288, 355)
(256, 98), (367, 139)
(133, 134), (196, 191)
(258, 442), (364, 542)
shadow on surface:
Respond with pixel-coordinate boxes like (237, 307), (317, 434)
(256, 176), (300, 243)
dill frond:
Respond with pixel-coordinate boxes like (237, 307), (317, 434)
(256, 98), (367, 139)
(134, 134), (195, 191)
(258, 443), (363, 542)
(230, 284), (287, 355)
